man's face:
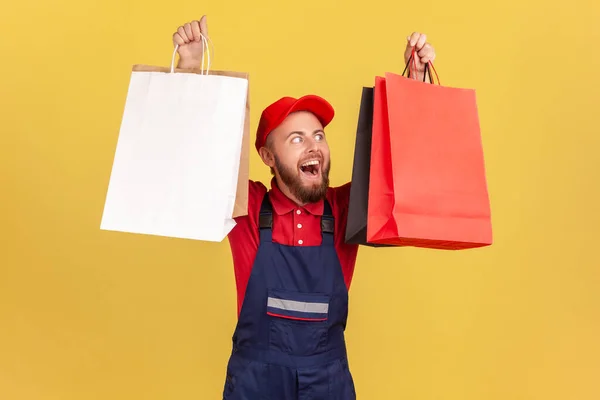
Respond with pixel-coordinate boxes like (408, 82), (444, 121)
(263, 111), (331, 204)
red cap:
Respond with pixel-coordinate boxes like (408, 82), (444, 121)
(255, 95), (335, 152)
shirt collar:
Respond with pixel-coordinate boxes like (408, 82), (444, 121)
(269, 178), (324, 216)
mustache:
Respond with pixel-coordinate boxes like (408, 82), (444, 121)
(298, 153), (325, 165)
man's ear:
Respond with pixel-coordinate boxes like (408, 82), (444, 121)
(258, 146), (275, 168)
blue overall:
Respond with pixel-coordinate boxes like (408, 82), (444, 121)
(222, 193), (356, 399)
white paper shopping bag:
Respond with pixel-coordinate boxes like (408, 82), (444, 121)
(101, 41), (249, 242)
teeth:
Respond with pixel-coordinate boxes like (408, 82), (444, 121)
(301, 160), (320, 167)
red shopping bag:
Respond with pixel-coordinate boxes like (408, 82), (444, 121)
(366, 59), (492, 250)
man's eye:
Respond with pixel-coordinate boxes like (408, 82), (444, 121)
(315, 134), (324, 141)
(291, 136), (302, 144)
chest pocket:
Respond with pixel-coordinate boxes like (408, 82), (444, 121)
(267, 289), (330, 355)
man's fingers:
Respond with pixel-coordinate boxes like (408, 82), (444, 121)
(177, 26), (190, 43)
(417, 43), (431, 56)
(173, 32), (186, 46)
(408, 32), (421, 47)
(418, 43), (435, 62)
(173, 17), (208, 48)
(191, 20), (202, 41)
(184, 23), (194, 42)
(200, 15), (208, 37)
(405, 32), (436, 69)
(416, 33), (427, 50)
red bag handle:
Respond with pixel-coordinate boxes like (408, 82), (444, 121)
(402, 47), (441, 85)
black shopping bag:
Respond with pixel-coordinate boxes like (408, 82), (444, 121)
(345, 87), (391, 247)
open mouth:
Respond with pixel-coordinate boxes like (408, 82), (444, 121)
(299, 160), (321, 179)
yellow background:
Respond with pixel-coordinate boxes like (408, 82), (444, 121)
(1, 0), (599, 398)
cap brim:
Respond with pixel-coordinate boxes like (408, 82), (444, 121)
(283, 95), (335, 128)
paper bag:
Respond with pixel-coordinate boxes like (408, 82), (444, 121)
(345, 87), (392, 247)
(367, 68), (492, 250)
(100, 60), (249, 242)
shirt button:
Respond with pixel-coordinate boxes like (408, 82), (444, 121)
(298, 239), (303, 245)
(296, 210), (301, 215)
(297, 223), (303, 229)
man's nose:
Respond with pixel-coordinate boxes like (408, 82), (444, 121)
(306, 136), (319, 152)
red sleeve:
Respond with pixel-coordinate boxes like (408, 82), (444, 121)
(328, 182), (360, 289)
(227, 180), (267, 315)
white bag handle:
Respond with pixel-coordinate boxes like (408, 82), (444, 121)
(171, 32), (213, 74)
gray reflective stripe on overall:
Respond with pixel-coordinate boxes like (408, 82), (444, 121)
(267, 298), (329, 314)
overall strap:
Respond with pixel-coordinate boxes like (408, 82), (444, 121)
(321, 199), (335, 245)
(259, 194), (274, 242)
(258, 194), (335, 245)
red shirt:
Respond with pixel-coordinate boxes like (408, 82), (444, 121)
(227, 179), (359, 316)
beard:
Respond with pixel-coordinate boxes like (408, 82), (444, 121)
(274, 154), (330, 204)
